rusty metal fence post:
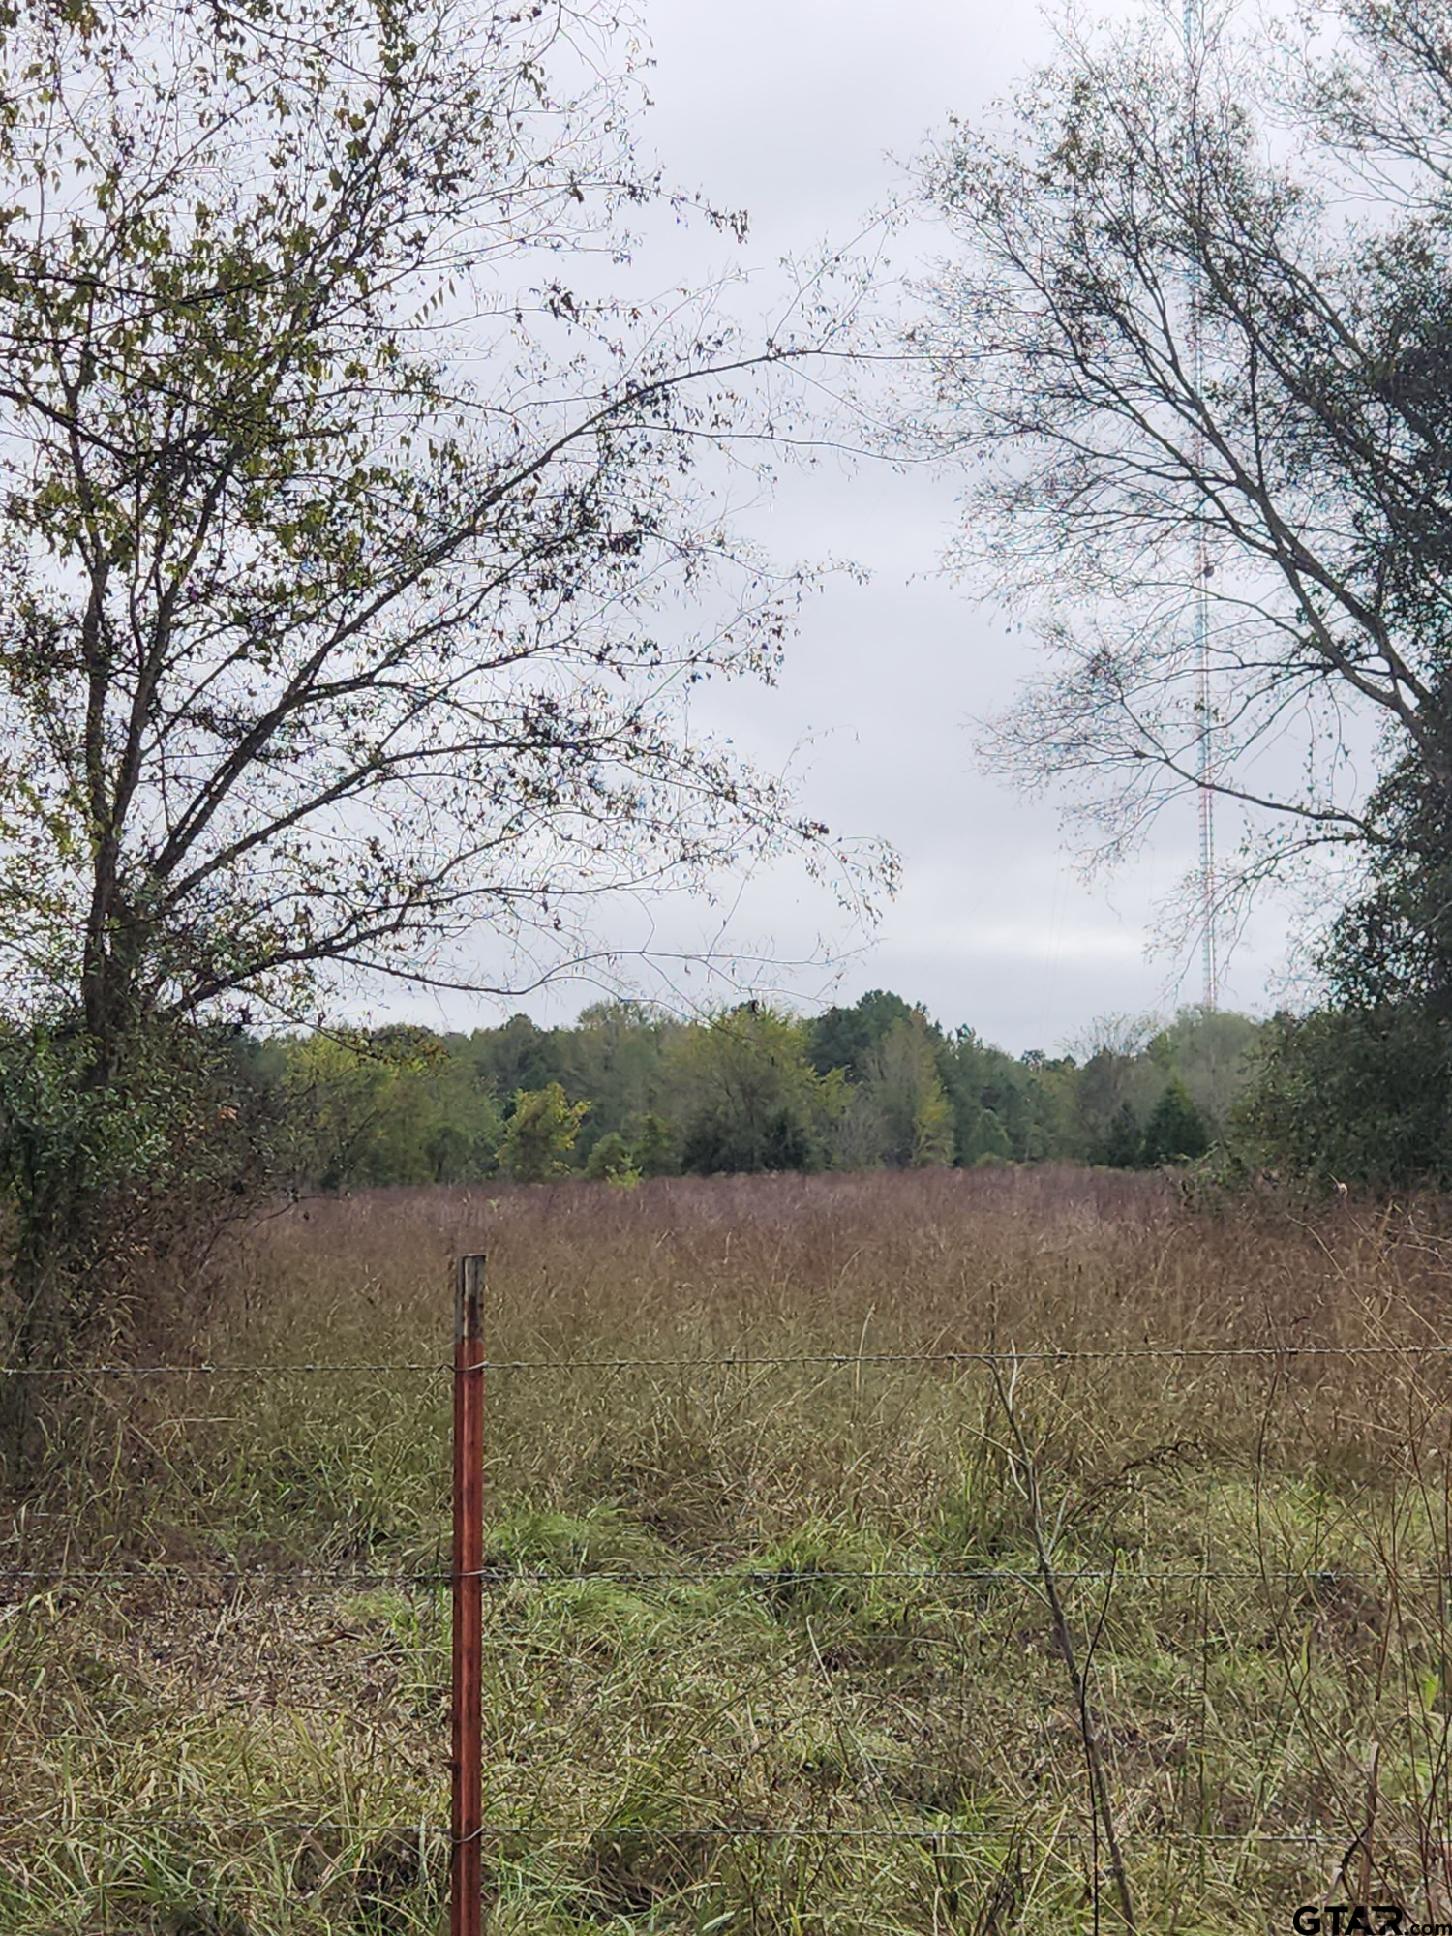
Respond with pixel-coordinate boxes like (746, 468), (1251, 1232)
(451, 1254), (486, 1936)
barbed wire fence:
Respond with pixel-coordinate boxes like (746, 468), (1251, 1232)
(4, 1250), (1452, 1932)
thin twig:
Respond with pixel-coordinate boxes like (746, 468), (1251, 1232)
(989, 1357), (1138, 1934)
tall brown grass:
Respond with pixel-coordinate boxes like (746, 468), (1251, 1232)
(5, 1164), (1452, 1932)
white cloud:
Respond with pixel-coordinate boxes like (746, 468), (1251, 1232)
(386, 1), (1297, 1052)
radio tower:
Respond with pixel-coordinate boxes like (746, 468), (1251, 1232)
(1184, 0), (1218, 1008)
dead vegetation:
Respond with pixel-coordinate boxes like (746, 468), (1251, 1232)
(5, 1165), (1452, 1930)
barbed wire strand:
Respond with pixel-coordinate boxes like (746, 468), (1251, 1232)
(5, 1341), (1452, 1377)
(3, 1562), (1445, 1588)
(0, 1810), (1354, 1846)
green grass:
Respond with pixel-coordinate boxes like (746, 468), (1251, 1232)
(5, 1166), (1452, 1929)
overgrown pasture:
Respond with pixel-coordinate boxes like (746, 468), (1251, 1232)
(4, 1166), (1452, 1932)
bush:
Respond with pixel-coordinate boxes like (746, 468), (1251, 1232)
(1140, 1078), (1210, 1166)
(498, 1083), (589, 1183)
(586, 1131), (639, 1185)
(1236, 1005), (1452, 1189)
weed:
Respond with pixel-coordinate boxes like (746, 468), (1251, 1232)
(6, 1167), (1452, 1928)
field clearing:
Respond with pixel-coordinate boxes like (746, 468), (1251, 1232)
(5, 1165), (1452, 1933)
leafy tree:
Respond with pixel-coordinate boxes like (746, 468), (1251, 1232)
(498, 1085), (588, 1185)
(935, 1024), (1071, 1165)
(675, 1007), (843, 1176)
(807, 990), (917, 1080)
(1231, 690), (1452, 1189)
(828, 1086), (891, 1172)
(862, 1014), (954, 1167)
(1239, 690), (1452, 1188)
(1238, 1005), (1452, 1191)
(474, 1019), (563, 1109)
(911, 1083), (955, 1169)
(1314, 684), (1452, 1016)
(1140, 1078), (1211, 1167)
(1073, 1020), (1164, 1168)
(0, 0), (872, 1376)
(967, 1106), (1014, 1166)
(1021, 1054), (1080, 1163)
(585, 1131), (639, 1186)
(280, 1035), (388, 1192)
(1146, 1010), (1263, 1138)
(1099, 1103), (1144, 1172)
(937, 1028), (1000, 1163)
(559, 1004), (673, 1165)
(280, 1029), (500, 1190)
(631, 1113), (679, 1179)
(0, 1020), (273, 1440)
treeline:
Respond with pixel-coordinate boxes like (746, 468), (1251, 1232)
(237, 993), (1266, 1191)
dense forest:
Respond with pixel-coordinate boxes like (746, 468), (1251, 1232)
(230, 995), (1265, 1192)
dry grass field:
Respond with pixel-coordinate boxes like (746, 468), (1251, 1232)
(5, 1165), (1452, 1932)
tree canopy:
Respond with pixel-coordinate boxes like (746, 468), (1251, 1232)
(261, 993), (1258, 1192)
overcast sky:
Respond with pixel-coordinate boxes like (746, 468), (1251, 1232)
(401, 0), (1302, 1054)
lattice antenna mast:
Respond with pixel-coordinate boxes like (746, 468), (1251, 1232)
(1184, 0), (1218, 1008)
